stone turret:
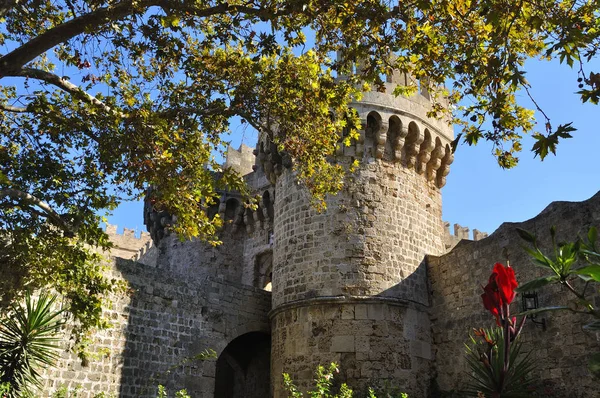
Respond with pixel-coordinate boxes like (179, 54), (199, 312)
(267, 75), (454, 396)
(224, 143), (256, 177)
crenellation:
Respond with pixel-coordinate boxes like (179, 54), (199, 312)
(473, 228), (489, 241)
(224, 144), (255, 177)
(443, 222), (489, 252)
(102, 223), (153, 261)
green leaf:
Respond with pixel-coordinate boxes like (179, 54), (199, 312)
(583, 320), (600, 331)
(577, 274), (594, 282)
(573, 265), (600, 282)
(580, 249), (600, 259)
(516, 275), (560, 292)
(516, 306), (570, 317)
(589, 227), (599, 245)
(523, 246), (557, 272)
(516, 227), (537, 243)
(0, 292), (64, 393)
(0, 169), (9, 185)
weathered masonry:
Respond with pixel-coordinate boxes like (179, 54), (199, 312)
(40, 74), (598, 397)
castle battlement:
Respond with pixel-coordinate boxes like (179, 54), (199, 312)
(443, 221), (489, 251)
(224, 143), (255, 177)
(255, 81), (455, 189)
(103, 223), (152, 261)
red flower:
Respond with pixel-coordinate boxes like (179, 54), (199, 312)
(492, 262), (517, 304)
(481, 263), (518, 325)
(481, 279), (502, 325)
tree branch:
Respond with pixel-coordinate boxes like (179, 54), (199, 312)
(12, 67), (117, 115)
(0, 188), (74, 236)
(0, 0), (267, 76)
(0, 103), (29, 113)
(0, 0), (20, 19)
(0, 0), (150, 75)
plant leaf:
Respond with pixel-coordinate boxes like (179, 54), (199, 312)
(583, 320), (600, 331)
(515, 275), (560, 292)
(588, 227), (598, 245)
(589, 353), (600, 378)
(573, 265), (600, 282)
(516, 228), (536, 243)
(516, 306), (570, 317)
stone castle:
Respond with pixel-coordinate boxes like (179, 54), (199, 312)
(40, 71), (599, 397)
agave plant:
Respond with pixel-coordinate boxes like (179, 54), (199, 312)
(0, 291), (64, 396)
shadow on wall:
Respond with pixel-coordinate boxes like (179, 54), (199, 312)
(112, 254), (272, 398)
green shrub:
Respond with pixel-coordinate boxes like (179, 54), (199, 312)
(283, 363), (408, 398)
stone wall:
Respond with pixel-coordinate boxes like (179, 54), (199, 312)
(154, 228), (246, 283)
(271, 160), (444, 308)
(442, 222), (488, 252)
(39, 167), (277, 397)
(40, 257), (271, 397)
(429, 193), (600, 397)
(224, 144), (256, 177)
(271, 299), (433, 397)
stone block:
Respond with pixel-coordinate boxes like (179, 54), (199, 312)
(355, 336), (370, 353)
(331, 335), (355, 352)
(355, 304), (368, 320)
(367, 304), (385, 320)
(341, 305), (355, 320)
(410, 340), (432, 360)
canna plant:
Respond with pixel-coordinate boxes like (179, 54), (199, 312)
(465, 327), (535, 398)
(516, 226), (600, 377)
(0, 291), (64, 396)
(466, 263), (534, 397)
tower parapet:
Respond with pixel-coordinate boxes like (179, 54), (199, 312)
(344, 84), (454, 188)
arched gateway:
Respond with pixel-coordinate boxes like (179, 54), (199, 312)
(214, 332), (271, 398)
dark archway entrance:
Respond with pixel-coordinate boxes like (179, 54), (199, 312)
(214, 332), (271, 398)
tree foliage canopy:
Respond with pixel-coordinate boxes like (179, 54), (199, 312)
(0, 0), (599, 349)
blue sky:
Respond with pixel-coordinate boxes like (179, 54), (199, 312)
(107, 57), (600, 238)
(443, 57), (600, 236)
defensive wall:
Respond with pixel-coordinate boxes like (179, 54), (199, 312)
(41, 210), (273, 397)
(429, 193), (600, 397)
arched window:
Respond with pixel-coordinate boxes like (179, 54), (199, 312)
(225, 198), (240, 220)
(365, 112), (381, 159)
(385, 115), (402, 161)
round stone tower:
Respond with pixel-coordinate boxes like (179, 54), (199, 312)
(260, 72), (454, 397)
